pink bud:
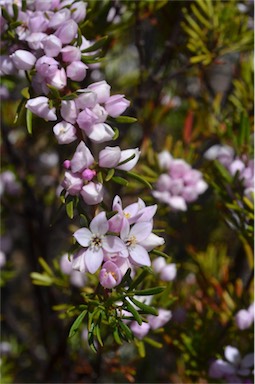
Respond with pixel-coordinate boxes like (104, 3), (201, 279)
(35, 56), (58, 78)
(99, 261), (122, 289)
(11, 50), (36, 70)
(87, 80), (111, 103)
(99, 146), (121, 168)
(82, 169), (96, 181)
(60, 100), (78, 124)
(49, 68), (67, 90)
(61, 171), (83, 195)
(66, 61), (88, 81)
(28, 13), (49, 32)
(76, 108), (98, 130)
(75, 90), (97, 109)
(26, 96), (57, 121)
(70, 1), (87, 23)
(0, 55), (16, 75)
(235, 309), (253, 330)
(80, 182), (104, 205)
(48, 8), (71, 30)
(116, 148), (140, 171)
(61, 46), (81, 62)
(160, 263), (177, 281)
(105, 94), (130, 117)
(84, 123), (115, 143)
(34, 0), (53, 11)
(53, 121), (77, 144)
(55, 19), (78, 44)
(152, 257), (166, 273)
(63, 160), (71, 169)
(42, 35), (62, 57)
(70, 142), (94, 173)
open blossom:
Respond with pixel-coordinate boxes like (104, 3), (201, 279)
(73, 212), (128, 274)
(53, 121), (77, 144)
(104, 94), (130, 117)
(80, 182), (104, 205)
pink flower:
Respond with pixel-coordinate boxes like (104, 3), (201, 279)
(80, 182), (104, 205)
(70, 142), (94, 173)
(0, 56), (16, 75)
(99, 261), (122, 288)
(105, 94), (130, 117)
(61, 46), (81, 62)
(152, 257), (177, 281)
(26, 96), (57, 121)
(60, 100), (78, 124)
(66, 61), (88, 81)
(70, 1), (87, 23)
(42, 35), (62, 57)
(120, 220), (152, 266)
(235, 309), (254, 330)
(73, 212), (128, 273)
(77, 108), (98, 129)
(61, 171), (83, 195)
(53, 121), (77, 144)
(83, 123), (115, 143)
(98, 147), (140, 171)
(116, 148), (140, 171)
(49, 68), (67, 90)
(48, 8), (71, 30)
(87, 80), (111, 103)
(35, 56), (59, 78)
(82, 169), (96, 181)
(55, 19), (78, 44)
(11, 50), (36, 70)
(75, 90), (97, 109)
(130, 321), (150, 339)
(147, 309), (172, 330)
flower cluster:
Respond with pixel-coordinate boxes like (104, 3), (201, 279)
(204, 144), (254, 199)
(152, 150), (208, 211)
(61, 142), (140, 205)
(209, 346), (254, 383)
(72, 196), (164, 288)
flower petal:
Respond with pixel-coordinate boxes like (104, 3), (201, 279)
(130, 222), (153, 242)
(241, 353), (254, 369)
(90, 211), (109, 235)
(224, 346), (241, 365)
(103, 236), (128, 257)
(85, 247), (104, 274)
(129, 244), (151, 266)
(74, 228), (91, 247)
(72, 249), (87, 273)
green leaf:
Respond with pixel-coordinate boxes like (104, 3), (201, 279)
(66, 198), (74, 219)
(12, 3), (19, 21)
(144, 337), (163, 349)
(38, 257), (54, 276)
(135, 339), (146, 358)
(117, 154), (136, 167)
(97, 171), (103, 184)
(79, 214), (89, 227)
(26, 108), (33, 135)
(47, 84), (61, 99)
(126, 172), (152, 189)
(112, 176), (129, 186)
(129, 297), (158, 316)
(129, 268), (149, 290)
(113, 327), (123, 345)
(150, 249), (170, 259)
(112, 127), (119, 140)
(21, 87), (30, 99)
(62, 92), (78, 100)
(69, 310), (87, 338)
(214, 161), (232, 183)
(133, 287), (166, 296)
(105, 168), (115, 182)
(14, 97), (26, 124)
(119, 320), (133, 340)
(124, 299), (143, 325)
(115, 116), (137, 124)
(81, 36), (108, 53)
(30, 272), (53, 285)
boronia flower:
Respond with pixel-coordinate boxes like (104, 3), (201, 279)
(73, 212), (128, 274)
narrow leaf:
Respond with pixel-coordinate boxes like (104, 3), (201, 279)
(81, 36), (108, 53)
(129, 297), (158, 316)
(66, 199), (74, 219)
(124, 300), (143, 325)
(38, 257), (54, 276)
(69, 310), (87, 338)
(26, 108), (33, 134)
(134, 287), (166, 296)
(112, 176), (129, 186)
(126, 171), (152, 189)
(105, 168), (115, 181)
(115, 116), (137, 124)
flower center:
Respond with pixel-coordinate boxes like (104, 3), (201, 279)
(124, 211), (131, 219)
(126, 235), (137, 248)
(89, 234), (103, 251)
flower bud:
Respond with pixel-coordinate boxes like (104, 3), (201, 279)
(55, 19), (78, 44)
(152, 257), (166, 273)
(87, 80), (111, 103)
(158, 150), (173, 170)
(35, 56), (58, 78)
(60, 100), (77, 124)
(66, 61), (88, 82)
(26, 96), (57, 121)
(75, 90), (97, 109)
(235, 309), (253, 330)
(63, 160), (71, 169)
(11, 50), (36, 70)
(61, 46), (81, 62)
(84, 123), (115, 143)
(77, 108), (98, 130)
(26, 32), (47, 50)
(28, 13), (49, 32)
(105, 94), (130, 117)
(80, 182), (104, 205)
(160, 263), (177, 281)
(82, 169), (96, 181)
(0, 55), (16, 75)
(148, 309), (172, 330)
(48, 8), (71, 30)
(116, 148), (140, 171)
(42, 35), (62, 57)
(99, 146), (121, 168)
(70, 1), (87, 23)
(53, 121), (77, 144)
(70, 142), (94, 173)
(49, 68), (67, 90)
(61, 171), (83, 195)
(99, 261), (122, 288)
